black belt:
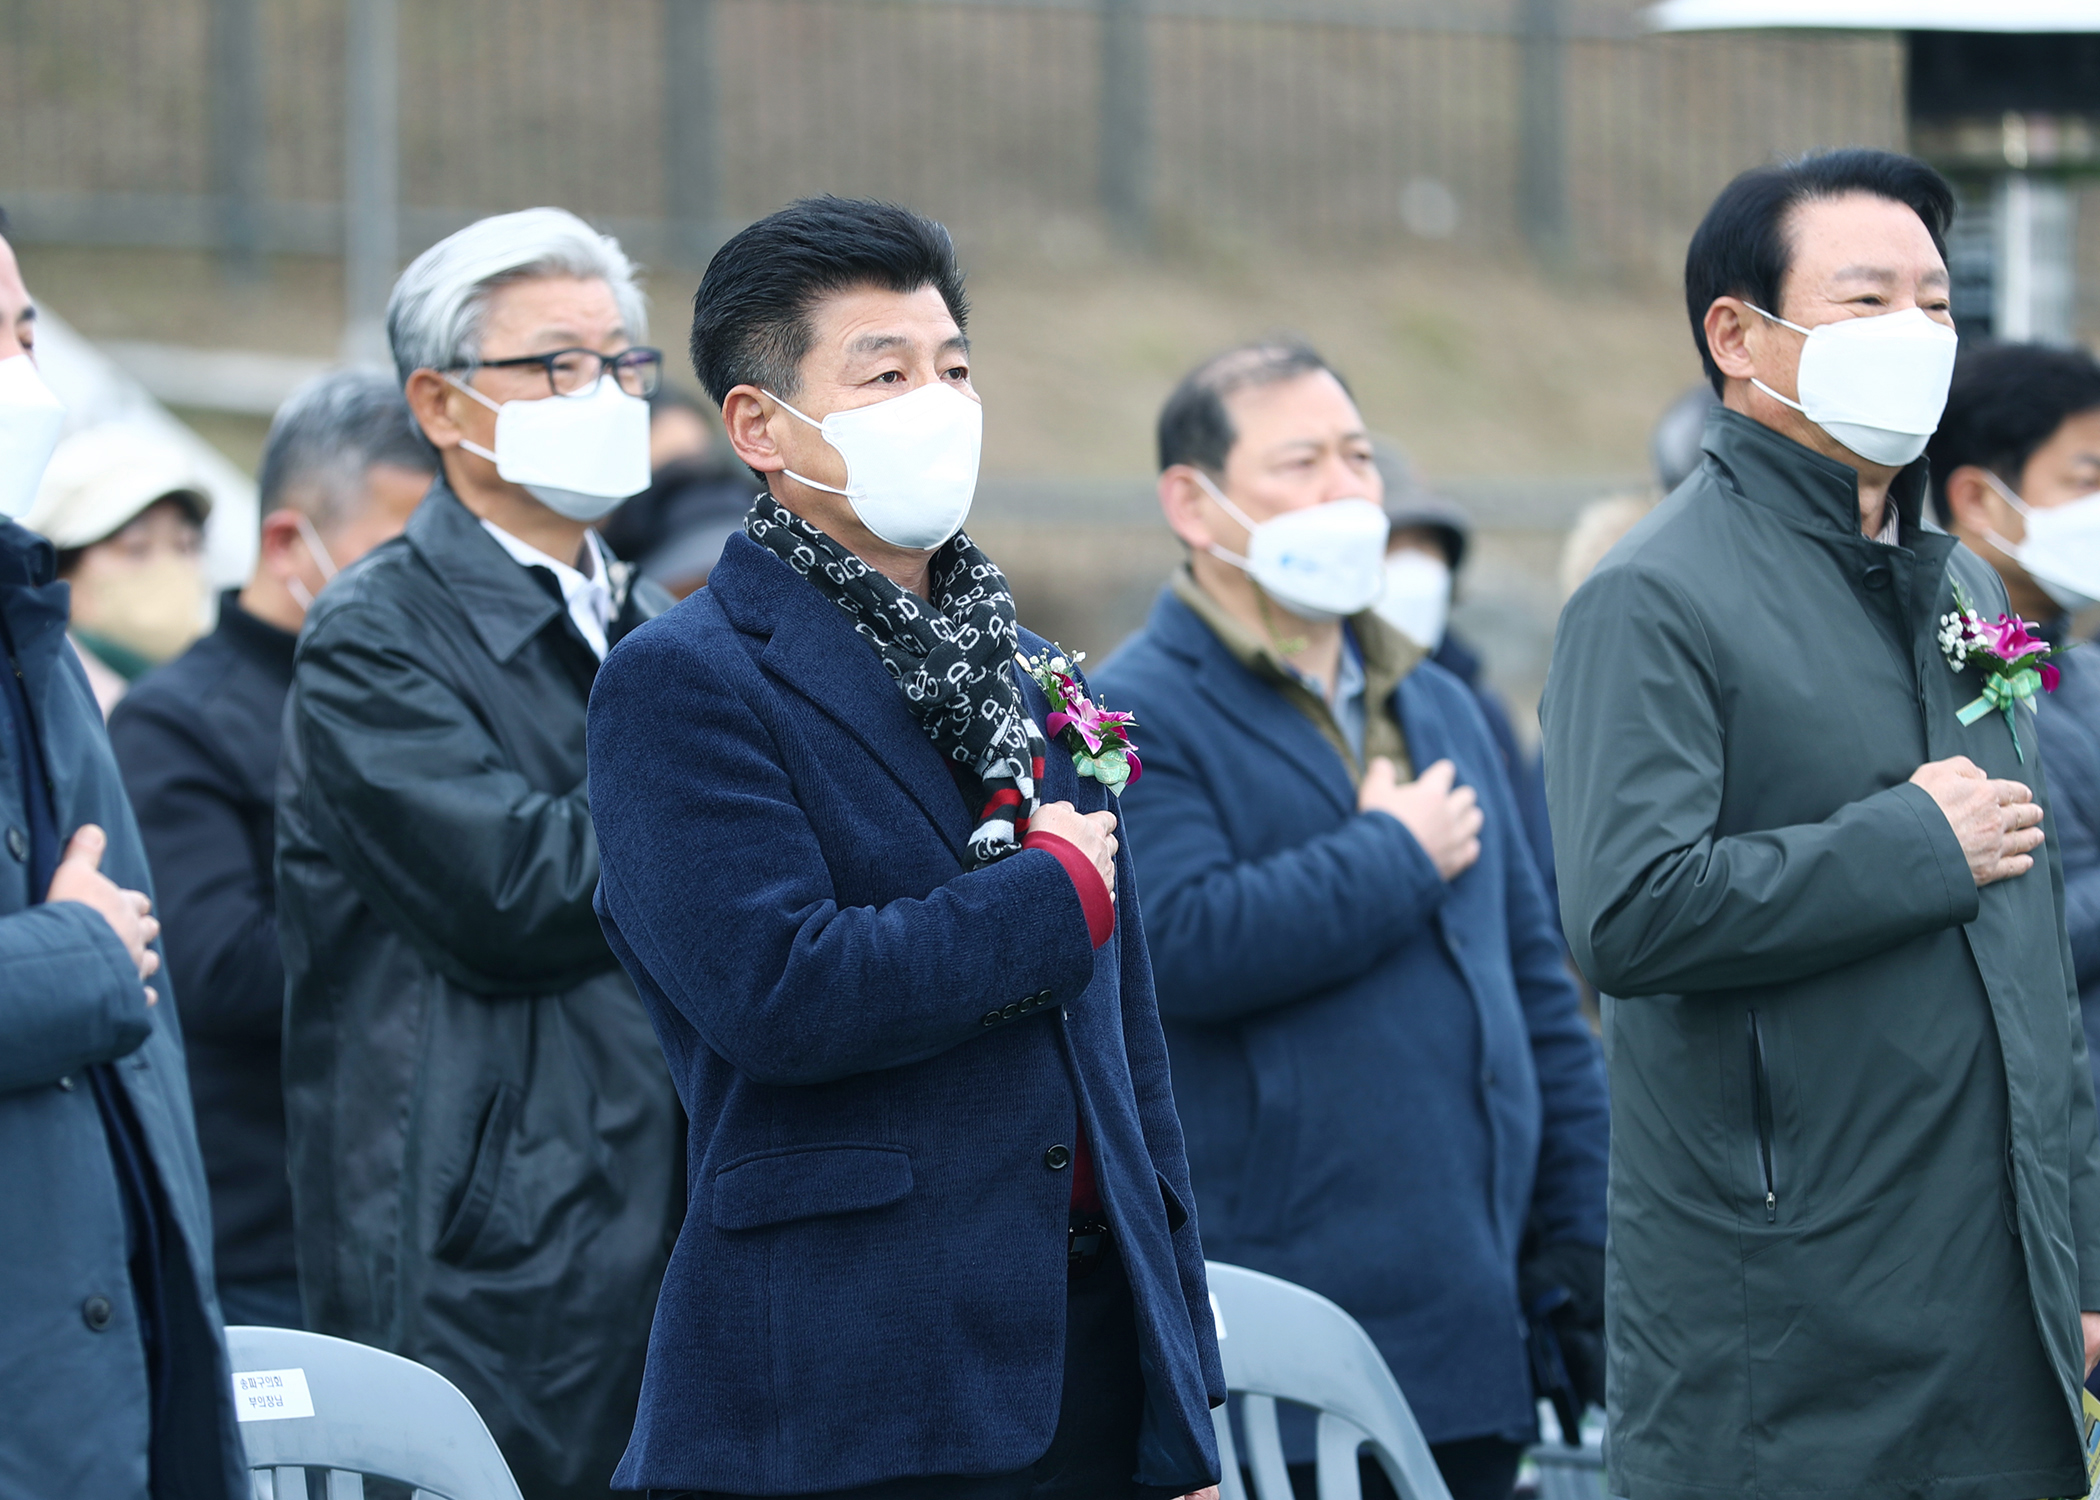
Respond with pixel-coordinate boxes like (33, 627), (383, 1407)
(1068, 1218), (1110, 1280)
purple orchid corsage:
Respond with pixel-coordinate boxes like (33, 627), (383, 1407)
(1015, 646), (1142, 794)
(1939, 583), (2058, 762)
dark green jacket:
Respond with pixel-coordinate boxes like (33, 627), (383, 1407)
(1542, 407), (2100, 1500)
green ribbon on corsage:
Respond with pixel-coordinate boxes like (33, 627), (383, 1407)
(1955, 665), (2044, 762)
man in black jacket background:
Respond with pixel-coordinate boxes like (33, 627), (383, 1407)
(275, 207), (683, 1500)
(109, 369), (430, 1327)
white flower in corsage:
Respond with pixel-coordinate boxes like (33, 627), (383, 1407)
(1015, 646), (1142, 794)
(1939, 581), (2059, 763)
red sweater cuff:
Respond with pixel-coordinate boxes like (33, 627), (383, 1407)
(1024, 830), (1114, 949)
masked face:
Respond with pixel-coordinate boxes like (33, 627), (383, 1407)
(0, 353), (66, 521)
(450, 372), (651, 522)
(66, 500), (209, 674)
(1746, 304), (1958, 469)
(1195, 472), (1389, 623)
(1980, 470), (2100, 613)
(1373, 547), (1453, 648)
(766, 382), (983, 551)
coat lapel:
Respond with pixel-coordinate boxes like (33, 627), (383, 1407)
(1155, 592), (1358, 820)
(405, 479), (565, 665)
(714, 538), (975, 860)
(0, 529), (88, 833)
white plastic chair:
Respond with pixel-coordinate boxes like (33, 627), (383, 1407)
(225, 1324), (524, 1500)
(1204, 1261), (1454, 1500)
(1529, 1436), (1608, 1500)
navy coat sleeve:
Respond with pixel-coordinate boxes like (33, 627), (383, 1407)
(588, 621), (1098, 1089)
(289, 600), (609, 992)
(108, 697), (279, 1044)
(1113, 709), (1448, 1024)
(0, 901), (148, 1093)
(1497, 760), (1609, 1249)
(2034, 695), (2100, 990)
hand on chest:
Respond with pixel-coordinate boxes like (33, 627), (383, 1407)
(1711, 573), (2036, 830)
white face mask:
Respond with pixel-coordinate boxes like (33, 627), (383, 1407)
(766, 382), (983, 551)
(1746, 304), (1958, 468)
(1981, 469), (2100, 613)
(1373, 547), (1452, 649)
(0, 353), (66, 521)
(285, 510), (340, 614)
(451, 372), (650, 522)
(1196, 473), (1390, 624)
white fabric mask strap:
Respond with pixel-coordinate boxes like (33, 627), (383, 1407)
(1980, 469), (2035, 518)
(1743, 305), (1814, 415)
(1979, 470), (2036, 563)
(446, 374), (505, 467)
(447, 372), (504, 415)
(1744, 303), (1811, 337)
(1192, 470), (1260, 568)
(1749, 378), (1808, 415)
(760, 390), (852, 498)
(292, 510), (340, 580)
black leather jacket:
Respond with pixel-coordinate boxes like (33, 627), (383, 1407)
(277, 480), (682, 1500)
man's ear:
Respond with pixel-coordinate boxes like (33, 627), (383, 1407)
(1703, 297), (1759, 384)
(1944, 464), (2005, 542)
(722, 386), (787, 476)
(1159, 465), (1220, 553)
(255, 508), (308, 581)
(404, 368), (463, 451)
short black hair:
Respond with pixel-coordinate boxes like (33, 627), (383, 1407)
(1157, 341), (1348, 474)
(688, 196), (969, 406)
(1684, 148), (1955, 396)
(1926, 341), (2100, 525)
(258, 368), (432, 525)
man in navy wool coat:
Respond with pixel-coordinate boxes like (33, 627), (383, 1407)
(586, 197), (1225, 1500)
(1095, 343), (1610, 1500)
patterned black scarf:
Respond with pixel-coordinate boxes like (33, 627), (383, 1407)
(746, 492), (1045, 867)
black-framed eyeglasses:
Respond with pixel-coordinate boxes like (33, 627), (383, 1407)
(453, 346), (664, 399)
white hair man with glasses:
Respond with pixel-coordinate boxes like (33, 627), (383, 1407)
(276, 208), (683, 1500)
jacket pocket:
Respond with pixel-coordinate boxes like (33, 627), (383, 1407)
(435, 1083), (521, 1264)
(711, 1143), (913, 1231)
(1747, 1012), (1776, 1223)
(1158, 1172), (1190, 1233)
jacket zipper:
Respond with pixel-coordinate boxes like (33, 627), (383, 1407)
(1748, 1011), (1776, 1222)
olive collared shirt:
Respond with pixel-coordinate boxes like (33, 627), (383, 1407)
(1169, 563), (1424, 781)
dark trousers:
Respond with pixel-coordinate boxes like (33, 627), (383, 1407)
(1285, 1435), (1523, 1500)
(651, 1235), (1201, 1500)
(215, 1274), (304, 1330)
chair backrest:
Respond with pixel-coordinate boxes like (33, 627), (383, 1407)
(1204, 1262), (1454, 1500)
(225, 1325), (524, 1500)
(1530, 1442), (1609, 1500)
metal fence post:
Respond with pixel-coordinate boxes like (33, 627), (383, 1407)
(664, 0), (722, 267)
(208, 0), (265, 280)
(1100, 0), (1151, 248)
(343, 0), (399, 364)
(1518, 0), (1569, 264)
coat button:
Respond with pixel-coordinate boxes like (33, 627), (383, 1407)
(1862, 565), (1891, 590)
(5, 826), (24, 861)
(82, 1296), (113, 1331)
(981, 1011), (1001, 1028)
(1044, 1144), (1071, 1171)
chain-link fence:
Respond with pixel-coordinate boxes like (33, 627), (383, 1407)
(2, 0), (1913, 285)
